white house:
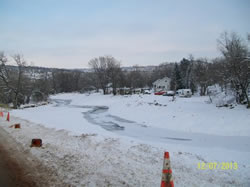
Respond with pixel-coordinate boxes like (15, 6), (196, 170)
(153, 77), (171, 92)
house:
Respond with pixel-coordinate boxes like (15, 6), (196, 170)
(176, 89), (192, 97)
(152, 77), (171, 92)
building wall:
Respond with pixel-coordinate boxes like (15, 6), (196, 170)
(153, 77), (171, 92)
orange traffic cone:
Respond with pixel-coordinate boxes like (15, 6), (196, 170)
(161, 152), (174, 187)
(0, 111), (3, 117)
(6, 112), (10, 121)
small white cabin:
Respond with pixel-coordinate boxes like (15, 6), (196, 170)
(176, 89), (192, 97)
(153, 77), (171, 92)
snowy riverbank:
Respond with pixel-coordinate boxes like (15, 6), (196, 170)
(1, 93), (249, 186)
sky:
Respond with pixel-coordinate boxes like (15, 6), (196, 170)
(0, 0), (249, 68)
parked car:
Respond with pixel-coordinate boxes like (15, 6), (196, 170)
(163, 91), (175, 96)
(132, 88), (142, 94)
(154, 91), (166, 95)
(143, 90), (151, 94)
(176, 89), (192, 97)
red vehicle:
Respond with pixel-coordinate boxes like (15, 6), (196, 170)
(154, 91), (166, 95)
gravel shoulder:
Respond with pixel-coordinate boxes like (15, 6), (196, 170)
(0, 125), (67, 187)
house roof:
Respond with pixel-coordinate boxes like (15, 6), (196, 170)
(153, 77), (171, 85)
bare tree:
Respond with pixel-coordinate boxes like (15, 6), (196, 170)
(0, 52), (28, 108)
(0, 52), (10, 104)
(128, 65), (145, 89)
(51, 70), (81, 93)
(12, 54), (27, 107)
(88, 56), (109, 94)
(217, 32), (250, 107)
(32, 71), (52, 101)
(193, 59), (212, 96)
(106, 56), (122, 95)
(211, 58), (230, 93)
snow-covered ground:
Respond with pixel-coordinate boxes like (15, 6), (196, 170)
(1, 93), (250, 186)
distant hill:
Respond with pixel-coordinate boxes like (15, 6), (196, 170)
(5, 65), (157, 79)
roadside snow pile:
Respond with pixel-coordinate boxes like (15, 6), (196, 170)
(1, 116), (249, 186)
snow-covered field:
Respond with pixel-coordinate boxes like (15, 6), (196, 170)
(1, 93), (250, 186)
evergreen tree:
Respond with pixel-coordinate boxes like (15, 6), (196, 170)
(170, 63), (183, 91)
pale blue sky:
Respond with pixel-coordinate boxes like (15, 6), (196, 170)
(0, 0), (249, 68)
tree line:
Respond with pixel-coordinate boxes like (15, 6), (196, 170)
(0, 32), (249, 108)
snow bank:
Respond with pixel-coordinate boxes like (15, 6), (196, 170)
(1, 116), (249, 186)
(1, 93), (249, 186)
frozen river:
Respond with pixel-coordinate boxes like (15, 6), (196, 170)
(52, 99), (250, 153)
